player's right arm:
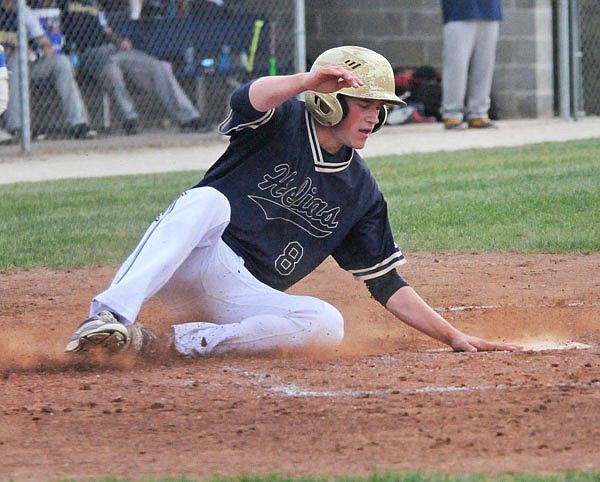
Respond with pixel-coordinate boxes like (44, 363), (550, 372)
(385, 286), (520, 352)
(248, 64), (363, 112)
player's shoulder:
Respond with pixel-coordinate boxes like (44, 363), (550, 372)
(222, 87), (304, 136)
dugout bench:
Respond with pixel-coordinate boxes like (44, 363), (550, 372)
(26, 9), (272, 135)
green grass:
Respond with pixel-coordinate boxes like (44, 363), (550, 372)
(373, 139), (599, 253)
(1, 138), (599, 271)
(49, 471), (600, 482)
(0, 172), (198, 270)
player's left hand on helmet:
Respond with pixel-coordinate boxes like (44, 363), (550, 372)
(451, 334), (521, 352)
(307, 64), (364, 94)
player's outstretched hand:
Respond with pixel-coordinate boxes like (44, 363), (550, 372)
(450, 334), (521, 353)
(305, 64), (364, 95)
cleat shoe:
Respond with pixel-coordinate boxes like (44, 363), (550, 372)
(126, 323), (158, 355)
(443, 117), (463, 130)
(64, 310), (128, 353)
(468, 117), (495, 129)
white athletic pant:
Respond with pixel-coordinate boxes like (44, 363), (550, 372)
(442, 20), (499, 121)
(91, 187), (344, 356)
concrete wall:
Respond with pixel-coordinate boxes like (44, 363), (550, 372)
(305, 0), (555, 119)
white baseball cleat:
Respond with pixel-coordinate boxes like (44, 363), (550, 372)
(64, 310), (157, 354)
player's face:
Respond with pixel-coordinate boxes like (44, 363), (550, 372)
(333, 97), (385, 150)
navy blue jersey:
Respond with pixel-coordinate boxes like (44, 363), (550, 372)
(59, 0), (109, 51)
(195, 81), (406, 291)
(441, 0), (503, 24)
(0, 8), (18, 49)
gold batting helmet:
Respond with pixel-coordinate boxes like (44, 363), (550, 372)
(304, 46), (406, 131)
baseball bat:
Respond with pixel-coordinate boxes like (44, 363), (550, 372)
(246, 19), (264, 73)
(268, 21), (277, 76)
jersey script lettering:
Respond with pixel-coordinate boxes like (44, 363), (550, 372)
(249, 163), (340, 238)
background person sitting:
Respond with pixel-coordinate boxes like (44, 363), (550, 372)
(0, 0), (96, 142)
(59, 0), (207, 135)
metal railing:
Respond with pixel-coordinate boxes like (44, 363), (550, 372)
(576, 0), (600, 117)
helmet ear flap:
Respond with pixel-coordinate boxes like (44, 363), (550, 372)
(304, 91), (345, 126)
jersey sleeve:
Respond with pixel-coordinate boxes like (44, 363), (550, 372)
(218, 80), (301, 139)
(218, 80), (276, 136)
(332, 191), (406, 281)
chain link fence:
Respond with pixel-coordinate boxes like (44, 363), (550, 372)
(576, 0), (600, 116)
(2, 1), (599, 151)
(0, 0), (300, 145)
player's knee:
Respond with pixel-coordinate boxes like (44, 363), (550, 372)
(186, 187), (230, 216)
(101, 61), (121, 82)
(54, 54), (71, 69)
(316, 301), (344, 345)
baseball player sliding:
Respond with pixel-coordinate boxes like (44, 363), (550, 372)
(65, 46), (518, 356)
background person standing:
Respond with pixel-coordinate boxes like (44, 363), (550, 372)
(441, 0), (502, 129)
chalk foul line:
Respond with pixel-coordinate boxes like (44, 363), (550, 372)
(265, 380), (600, 398)
(231, 369), (600, 399)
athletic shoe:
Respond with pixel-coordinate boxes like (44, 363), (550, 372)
(0, 127), (14, 144)
(468, 117), (495, 129)
(127, 323), (158, 355)
(64, 310), (159, 355)
(443, 117), (463, 130)
(0, 128), (46, 144)
(122, 118), (140, 135)
(69, 123), (98, 139)
(64, 310), (128, 353)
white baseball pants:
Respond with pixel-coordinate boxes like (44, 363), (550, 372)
(91, 187), (344, 356)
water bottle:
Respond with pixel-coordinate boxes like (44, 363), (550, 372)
(200, 57), (215, 74)
(69, 42), (80, 68)
(219, 44), (231, 72)
(183, 42), (195, 74)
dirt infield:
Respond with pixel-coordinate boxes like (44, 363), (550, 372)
(1, 253), (599, 481)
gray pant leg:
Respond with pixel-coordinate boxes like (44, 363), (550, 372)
(113, 49), (199, 123)
(466, 21), (499, 119)
(5, 55), (21, 130)
(93, 45), (138, 121)
(34, 54), (89, 127)
(442, 20), (475, 121)
(6, 54), (88, 130)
